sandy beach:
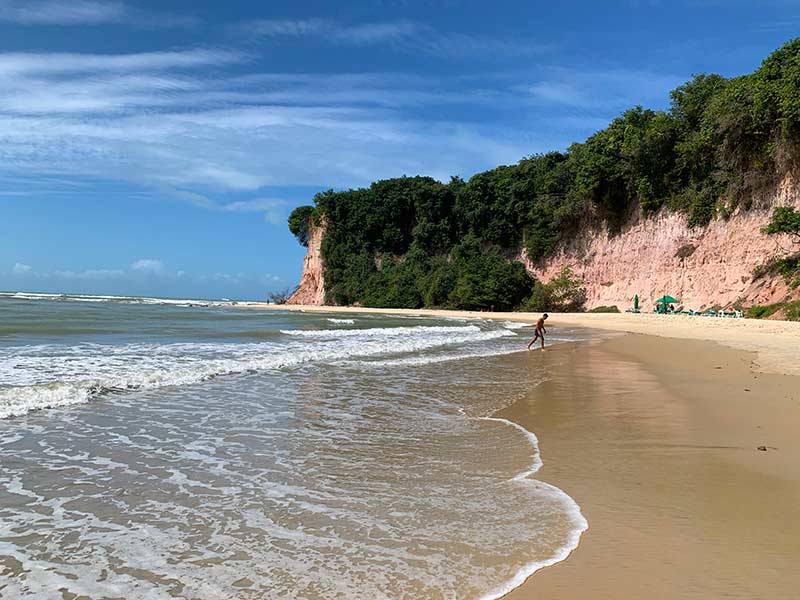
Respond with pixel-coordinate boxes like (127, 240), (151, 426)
(250, 305), (800, 598)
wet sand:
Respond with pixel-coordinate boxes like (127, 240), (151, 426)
(502, 334), (800, 599)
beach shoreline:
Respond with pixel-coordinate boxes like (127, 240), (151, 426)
(243, 304), (800, 376)
(498, 333), (800, 598)
(245, 304), (800, 597)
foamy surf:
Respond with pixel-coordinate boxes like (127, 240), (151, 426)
(502, 320), (530, 330)
(473, 413), (588, 600)
(1, 325), (514, 419)
(1, 300), (592, 599)
(0, 291), (238, 307)
(478, 483), (588, 600)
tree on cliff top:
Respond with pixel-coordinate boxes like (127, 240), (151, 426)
(288, 205), (315, 247)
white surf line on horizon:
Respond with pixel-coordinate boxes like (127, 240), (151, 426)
(459, 407), (588, 600)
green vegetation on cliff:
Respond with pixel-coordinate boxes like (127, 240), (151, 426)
(289, 39), (800, 309)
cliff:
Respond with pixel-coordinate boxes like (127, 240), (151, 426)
(291, 176), (800, 310)
(520, 174), (800, 311)
(286, 220), (326, 305)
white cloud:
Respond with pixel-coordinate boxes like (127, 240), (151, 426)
(0, 0), (197, 28)
(0, 49), (540, 192)
(235, 19), (548, 58)
(0, 49), (244, 78)
(220, 198), (291, 225)
(53, 268), (125, 279)
(12, 262), (31, 274)
(131, 259), (165, 274)
(239, 18), (328, 37)
(0, 0), (125, 25)
(0, 47), (682, 203)
(525, 68), (683, 110)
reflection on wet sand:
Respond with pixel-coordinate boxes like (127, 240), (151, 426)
(503, 334), (800, 600)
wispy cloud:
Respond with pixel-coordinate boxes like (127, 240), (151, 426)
(170, 192), (294, 224)
(0, 45), (682, 206)
(0, 0), (196, 28)
(0, 49), (244, 77)
(0, 48), (542, 193)
(220, 198), (292, 225)
(523, 68), (684, 111)
(131, 259), (165, 274)
(0, 0), (125, 25)
(235, 18), (549, 59)
(54, 268), (125, 279)
(238, 18), (329, 37)
(12, 262), (31, 274)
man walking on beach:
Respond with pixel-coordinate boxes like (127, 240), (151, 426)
(527, 314), (548, 351)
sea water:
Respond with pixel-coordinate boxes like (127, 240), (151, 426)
(0, 294), (587, 599)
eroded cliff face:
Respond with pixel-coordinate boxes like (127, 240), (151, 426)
(286, 221), (326, 305)
(291, 176), (799, 310)
(520, 174), (800, 311)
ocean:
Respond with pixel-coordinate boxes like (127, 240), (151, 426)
(0, 293), (588, 599)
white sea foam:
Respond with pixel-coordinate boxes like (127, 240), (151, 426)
(478, 482), (587, 600)
(281, 324), (482, 337)
(359, 347), (522, 368)
(327, 318), (355, 324)
(501, 320), (529, 330)
(0, 325), (512, 419)
(470, 413), (588, 600)
(0, 291), (236, 307)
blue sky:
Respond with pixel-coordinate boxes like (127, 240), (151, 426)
(0, 0), (796, 300)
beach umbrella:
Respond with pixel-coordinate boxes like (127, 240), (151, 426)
(655, 294), (679, 305)
(634, 294), (639, 310)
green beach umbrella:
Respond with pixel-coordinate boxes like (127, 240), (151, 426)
(656, 295), (679, 305)
(634, 294), (639, 310)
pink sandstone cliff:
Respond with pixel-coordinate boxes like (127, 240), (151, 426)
(286, 221), (326, 305)
(289, 175), (800, 310)
(520, 174), (800, 311)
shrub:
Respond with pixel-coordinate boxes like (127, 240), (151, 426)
(269, 288), (295, 304)
(675, 244), (697, 259)
(520, 268), (587, 312)
(747, 301), (800, 321)
(763, 206), (800, 243)
(589, 305), (620, 313)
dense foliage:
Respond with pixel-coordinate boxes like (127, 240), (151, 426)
(287, 205), (315, 247)
(746, 299), (800, 321)
(763, 206), (800, 242)
(519, 268), (587, 312)
(760, 206), (800, 290)
(288, 39), (800, 309)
